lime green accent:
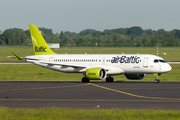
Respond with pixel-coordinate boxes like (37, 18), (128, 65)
(153, 73), (158, 76)
(29, 24), (56, 55)
(86, 67), (102, 80)
(12, 52), (23, 60)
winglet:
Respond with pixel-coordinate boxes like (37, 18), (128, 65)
(12, 52), (23, 60)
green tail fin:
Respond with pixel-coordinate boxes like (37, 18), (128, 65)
(29, 24), (56, 55)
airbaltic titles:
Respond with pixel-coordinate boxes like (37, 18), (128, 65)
(111, 56), (141, 64)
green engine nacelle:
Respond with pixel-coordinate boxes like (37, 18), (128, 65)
(86, 67), (106, 80)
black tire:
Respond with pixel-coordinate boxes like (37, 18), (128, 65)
(110, 77), (114, 82)
(157, 79), (160, 83)
(106, 77), (114, 82)
(82, 77), (90, 83)
(155, 79), (160, 83)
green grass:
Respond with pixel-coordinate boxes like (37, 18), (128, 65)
(0, 107), (180, 120)
(1, 46), (180, 62)
(0, 64), (179, 81)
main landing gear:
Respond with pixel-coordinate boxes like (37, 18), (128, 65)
(106, 76), (114, 82)
(82, 77), (89, 83)
(154, 74), (160, 83)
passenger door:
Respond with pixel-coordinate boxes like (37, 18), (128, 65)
(49, 57), (53, 62)
(143, 57), (149, 68)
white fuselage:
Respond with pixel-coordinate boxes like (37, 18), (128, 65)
(26, 54), (172, 76)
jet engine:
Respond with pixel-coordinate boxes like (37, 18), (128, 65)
(86, 67), (106, 80)
(125, 74), (145, 80)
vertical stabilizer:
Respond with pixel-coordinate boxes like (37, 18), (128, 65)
(29, 24), (56, 55)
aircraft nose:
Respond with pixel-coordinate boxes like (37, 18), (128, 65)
(165, 64), (172, 72)
(160, 63), (172, 73)
(167, 64), (172, 72)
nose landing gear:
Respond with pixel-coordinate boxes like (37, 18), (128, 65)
(155, 76), (160, 83)
(154, 73), (161, 83)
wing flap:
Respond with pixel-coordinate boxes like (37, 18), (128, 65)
(39, 61), (87, 68)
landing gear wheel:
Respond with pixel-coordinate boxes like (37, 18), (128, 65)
(155, 79), (160, 83)
(154, 75), (160, 83)
(82, 77), (89, 83)
(106, 77), (114, 82)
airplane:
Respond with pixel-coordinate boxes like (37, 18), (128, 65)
(11, 24), (172, 83)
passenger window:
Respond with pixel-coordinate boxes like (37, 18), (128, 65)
(154, 59), (159, 63)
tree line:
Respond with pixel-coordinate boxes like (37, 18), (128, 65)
(1, 26), (180, 47)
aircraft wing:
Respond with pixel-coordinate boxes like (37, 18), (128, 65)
(38, 61), (124, 75)
(39, 61), (87, 68)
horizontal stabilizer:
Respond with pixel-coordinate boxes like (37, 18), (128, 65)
(12, 52), (23, 60)
(8, 52), (40, 61)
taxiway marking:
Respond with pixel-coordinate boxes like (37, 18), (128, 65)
(0, 83), (89, 92)
(89, 83), (180, 101)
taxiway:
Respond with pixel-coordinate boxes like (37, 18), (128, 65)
(0, 81), (180, 109)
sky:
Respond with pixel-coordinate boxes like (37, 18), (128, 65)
(0, 0), (180, 33)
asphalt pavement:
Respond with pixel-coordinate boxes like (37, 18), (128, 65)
(0, 81), (180, 109)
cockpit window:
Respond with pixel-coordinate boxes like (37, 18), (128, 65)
(154, 59), (167, 63)
(159, 59), (167, 63)
(154, 59), (159, 63)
